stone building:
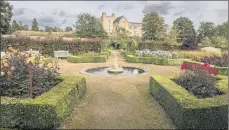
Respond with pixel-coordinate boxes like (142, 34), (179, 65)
(100, 12), (142, 37)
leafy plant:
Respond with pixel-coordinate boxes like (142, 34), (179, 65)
(174, 70), (223, 98)
(135, 49), (179, 59)
(0, 47), (61, 98)
(198, 54), (228, 67)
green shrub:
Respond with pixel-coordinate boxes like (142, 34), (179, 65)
(67, 55), (107, 63)
(138, 41), (180, 51)
(125, 55), (184, 65)
(1, 75), (86, 129)
(1, 35), (102, 57)
(149, 75), (228, 129)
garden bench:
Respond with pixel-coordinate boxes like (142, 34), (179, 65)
(54, 50), (72, 58)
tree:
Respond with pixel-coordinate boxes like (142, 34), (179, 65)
(11, 20), (20, 32)
(22, 25), (29, 31)
(115, 27), (129, 40)
(74, 13), (107, 38)
(65, 26), (73, 32)
(19, 21), (23, 30)
(165, 27), (181, 45)
(44, 26), (52, 32)
(31, 18), (39, 31)
(0, 0), (13, 34)
(173, 17), (197, 49)
(197, 21), (216, 43)
(142, 11), (167, 41)
(215, 22), (228, 39)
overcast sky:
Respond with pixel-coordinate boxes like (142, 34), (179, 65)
(9, 1), (228, 30)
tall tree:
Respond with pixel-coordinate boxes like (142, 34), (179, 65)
(74, 13), (107, 38)
(31, 18), (39, 31)
(19, 21), (23, 30)
(11, 20), (20, 32)
(65, 26), (73, 32)
(197, 21), (216, 42)
(142, 11), (167, 41)
(173, 17), (197, 49)
(0, 0), (13, 34)
(215, 22), (228, 39)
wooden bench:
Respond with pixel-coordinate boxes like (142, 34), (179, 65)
(24, 51), (40, 57)
(54, 50), (72, 58)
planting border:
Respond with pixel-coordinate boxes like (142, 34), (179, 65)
(125, 55), (185, 66)
(1, 75), (86, 129)
(149, 75), (228, 129)
(183, 61), (228, 76)
(67, 55), (107, 63)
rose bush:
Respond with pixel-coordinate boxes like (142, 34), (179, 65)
(0, 47), (61, 98)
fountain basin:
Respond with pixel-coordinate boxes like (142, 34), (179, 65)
(82, 66), (147, 76)
(107, 67), (124, 73)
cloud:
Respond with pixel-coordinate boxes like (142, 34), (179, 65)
(142, 2), (174, 15)
(115, 3), (135, 12)
(61, 19), (67, 24)
(13, 8), (26, 16)
(97, 4), (105, 10)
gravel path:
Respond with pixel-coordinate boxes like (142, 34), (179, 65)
(59, 51), (180, 129)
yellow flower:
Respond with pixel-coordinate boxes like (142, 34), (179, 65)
(1, 72), (5, 76)
(26, 57), (35, 64)
(39, 64), (43, 68)
(10, 66), (15, 71)
(47, 63), (52, 69)
(8, 47), (13, 52)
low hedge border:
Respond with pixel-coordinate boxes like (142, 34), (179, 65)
(100, 51), (111, 59)
(67, 55), (107, 63)
(183, 61), (228, 76)
(125, 55), (185, 66)
(149, 75), (228, 129)
(1, 75), (86, 129)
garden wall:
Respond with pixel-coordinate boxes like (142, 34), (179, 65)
(125, 55), (185, 66)
(1, 35), (102, 56)
(1, 75), (86, 129)
(183, 61), (228, 76)
(149, 75), (228, 129)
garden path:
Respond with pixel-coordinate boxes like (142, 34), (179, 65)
(58, 51), (180, 129)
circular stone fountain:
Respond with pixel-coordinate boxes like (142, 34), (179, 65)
(81, 52), (148, 76)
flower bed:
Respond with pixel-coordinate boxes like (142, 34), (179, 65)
(198, 54), (228, 67)
(149, 75), (228, 129)
(125, 55), (185, 65)
(182, 61), (228, 76)
(1, 75), (86, 129)
(135, 49), (179, 59)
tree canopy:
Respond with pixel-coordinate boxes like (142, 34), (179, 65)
(142, 11), (167, 41)
(65, 26), (73, 32)
(197, 21), (216, 43)
(0, 0), (13, 34)
(74, 13), (107, 38)
(31, 18), (39, 31)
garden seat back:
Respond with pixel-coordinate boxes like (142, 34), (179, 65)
(54, 50), (72, 58)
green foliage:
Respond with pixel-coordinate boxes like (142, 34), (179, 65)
(67, 55), (107, 63)
(215, 21), (228, 39)
(0, 0), (13, 34)
(210, 36), (228, 48)
(138, 41), (180, 51)
(125, 55), (184, 65)
(11, 20), (20, 33)
(199, 37), (212, 46)
(173, 17), (197, 49)
(1, 48), (60, 98)
(164, 27), (181, 47)
(174, 70), (223, 98)
(31, 18), (39, 31)
(197, 21), (216, 43)
(65, 26), (73, 32)
(149, 75), (228, 129)
(74, 13), (107, 38)
(1, 75), (86, 129)
(142, 11), (167, 41)
(1, 35), (103, 56)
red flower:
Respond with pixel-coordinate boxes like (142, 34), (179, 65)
(181, 63), (188, 70)
(190, 64), (196, 70)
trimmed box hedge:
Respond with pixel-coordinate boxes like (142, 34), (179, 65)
(183, 61), (228, 76)
(67, 55), (107, 63)
(100, 51), (111, 59)
(149, 75), (228, 129)
(125, 55), (184, 65)
(1, 75), (86, 129)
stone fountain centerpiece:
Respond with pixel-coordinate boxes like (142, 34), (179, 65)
(107, 52), (123, 73)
